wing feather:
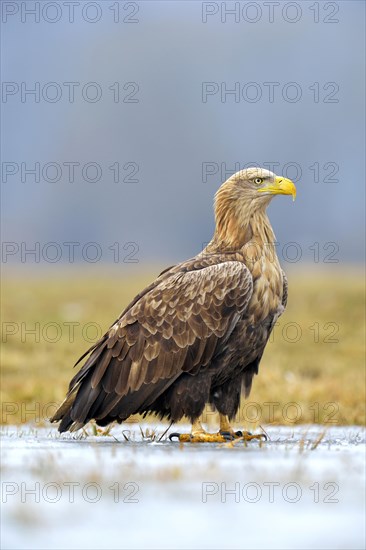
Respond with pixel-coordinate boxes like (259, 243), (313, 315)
(53, 255), (254, 430)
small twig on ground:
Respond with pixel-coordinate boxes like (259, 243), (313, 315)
(158, 422), (173, 442)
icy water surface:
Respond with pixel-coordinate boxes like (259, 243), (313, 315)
(1, 424), (365, 550)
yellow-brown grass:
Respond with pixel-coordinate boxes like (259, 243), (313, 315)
(1, 266), (364, 426)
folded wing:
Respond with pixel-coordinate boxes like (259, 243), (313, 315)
(52, 257), (253, 431)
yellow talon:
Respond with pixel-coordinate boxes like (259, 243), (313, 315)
(168, 416), (267, 443)
(169, 430), (267, 443)
(169, 432), (226, 443)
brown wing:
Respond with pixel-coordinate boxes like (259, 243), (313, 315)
(52, 258), (253, 431)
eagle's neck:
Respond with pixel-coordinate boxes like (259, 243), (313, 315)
(205, 194), (277, 260)
(249, 209), (277, 250)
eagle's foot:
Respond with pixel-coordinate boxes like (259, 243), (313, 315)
(169, 431), (227, 443)
(168, 417), (267, 443)
(218, 414), (267, 442)
(235, 430), (267, 442)
(169, 430), (267, 443)
(168, 419), (228, 442)
(219, 430), (267, 442)
(219, 430), (242, 441)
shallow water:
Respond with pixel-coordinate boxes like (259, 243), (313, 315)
(1, 424), (365, 550)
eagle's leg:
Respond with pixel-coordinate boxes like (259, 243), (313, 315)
(219, 413), (235, 436)
(218, 414), (267, 442)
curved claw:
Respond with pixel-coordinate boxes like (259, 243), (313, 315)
(220, 430), (268, 442)
(169, 432), (183, 441)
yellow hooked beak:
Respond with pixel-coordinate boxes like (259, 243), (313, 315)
(258, 176), (297, 201)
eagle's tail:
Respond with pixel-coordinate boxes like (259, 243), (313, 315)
(50, 368), (174, 433)
(50, 391), (82, 432)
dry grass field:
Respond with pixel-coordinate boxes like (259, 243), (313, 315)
(1, 266), (365, 427)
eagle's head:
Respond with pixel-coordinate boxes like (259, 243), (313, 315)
(217, 167), (296, 205)
(242, 167), (296, 201)
(213, 167), (297, 248)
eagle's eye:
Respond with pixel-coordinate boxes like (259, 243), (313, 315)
(254, 177), (263, 185)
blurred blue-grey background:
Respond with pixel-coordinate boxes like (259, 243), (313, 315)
(1, 0), (365, 268)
